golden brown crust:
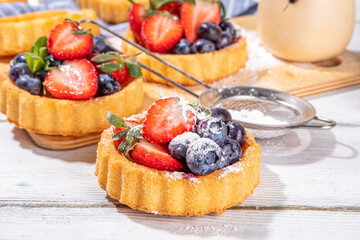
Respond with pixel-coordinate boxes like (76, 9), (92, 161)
(0, 9), (100, 56)
(96, 127), (261, 216)
(77, 0), (148, 24)
(0, 68), (144, 136)
(121, 28), (248, 86)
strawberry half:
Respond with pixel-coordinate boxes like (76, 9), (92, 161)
(140, 13), (184, 53)
(47, 21), (93, 60)
(44, 59), (98, 100)
(129, 3), (146, 43)
(143, 97), (196, 144)
(110, 61), (132, 84)
(180, 0), (221, 43)
(132, 139), (186, 172)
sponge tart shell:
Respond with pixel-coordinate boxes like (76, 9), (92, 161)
(95, 127), (261, 216)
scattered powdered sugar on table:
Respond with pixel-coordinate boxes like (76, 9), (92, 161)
(243, 30), (281, 72)
(229, 109), (288, 125)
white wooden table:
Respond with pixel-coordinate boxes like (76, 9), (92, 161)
(1, 6), (360, 240)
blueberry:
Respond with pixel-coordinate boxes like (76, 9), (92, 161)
(8, 63), (30, 81)
(198, 22), (222, 42)
(102, 45), (113, 53)
(186, 138), (222, 175)
(45, 55), (62, 67)
(15, 75), (42, 95)
(219, 19), (236, 40)
(211, 108), (232, 124)
(13, 53), (27, 65)
(226, 121), (246, 146)
(34, 70), (48, 81)
(169, 132), (200, 162)
(197, 117), (227, 146)
(219, 138), (241, 169)
(172, 38), (192, 54)
(91, 35), (107, 54)
(191, 39), (216, 54)
(215, 32), (233, 50)
(97, 74), (121, 96)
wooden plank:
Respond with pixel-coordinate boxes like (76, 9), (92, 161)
(1, 207), (359, 240)
(0, 120), (359, 208)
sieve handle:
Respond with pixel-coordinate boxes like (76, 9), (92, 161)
(299, 116), (336, 129)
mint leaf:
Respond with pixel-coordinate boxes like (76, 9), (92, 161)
(72, 29), (92, 35)
(126, 63), (142, 78)
(128, 0), (135, 4)
(112, 128), (130, 140)
(25, 52), (45, 75)
(184, 0), (195, 5)
(91, 53), (119, 63)
(38, 47), (48, 59)
(107, 112), (128, 128)
(98, 62), (124, 73)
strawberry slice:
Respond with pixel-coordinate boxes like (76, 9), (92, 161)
(180, 0), (221, 43)
(140, 13), (184, 53)
(143, 97), (196, 144)
(44, 59), (98, 100)
(132, 139), (186, 172)
(157, 1), (182, 16)
(47, 21), (93, 60)
(129, 3), (146, 43)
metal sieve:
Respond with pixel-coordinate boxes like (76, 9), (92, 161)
(78, 19), (336, 139)
(198, 86), (336, 139)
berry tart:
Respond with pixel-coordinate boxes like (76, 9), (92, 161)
(0, 19), (144, 149)
(96, 96), (261, 216)
(121, 0), (247, 85)
(77, 0), (148, 24)
(0, 9), (99, 56)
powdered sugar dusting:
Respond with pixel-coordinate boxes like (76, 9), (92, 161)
(229, 109), (288, 125)
(218, 163), (243, 179)
(164, 171), (200, 185)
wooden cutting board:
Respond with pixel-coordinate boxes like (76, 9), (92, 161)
(1, 14), (359, 150)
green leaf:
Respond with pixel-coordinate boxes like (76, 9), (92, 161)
(38, 47), (49, 59)
(72, 29), (92, 35)
(118, 139), (128, 153)
(25, 52), (44, 75)
(106, 112), (128, 128)
(112, 129), (129, 140)
(126, 125), (143, 146)
(184, 0), (195, 5)
(128, 0), (135, 4)
(91, 53), (119, 63)
(98, 62), (124, 73)
(32, 36), (47, 52)
(218, 1), (226, 18)
(126, 63), (143, 78)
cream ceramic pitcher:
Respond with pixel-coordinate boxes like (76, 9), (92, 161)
(257, 0), (355, 62)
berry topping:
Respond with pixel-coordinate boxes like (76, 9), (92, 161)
(168, 132), (200, 162)
(45, 54), (62, 67)
(132, 139), (186, 172)
(111, 62), (132, 84)
(216, 32), (233, 50)
(44, 59), (98, 100)
(47, 20), (93, 60)
(191, 39), (216, 53)
(143, 96), (196, 144)
(186, 138), (222, 175)
(172, 38), (192, 54)
(198, 22), (222, 42)
(219, 19), (236, 40)
(13, 53), (27, 65)
(197, 117), (227, 146)
(129, 3), (147, 42)
(91, 35), (107, 54)
(226, 121), (246, 146)
(33, 70), (48, 81)
(219, 138), (241, 169)
(180, 0), (221, 43)
(8, 63), (30, 81)
(210, 107), (232, 123)
(97, 74), (121, 96)
(156, 1), (181, 15)
(15, 75), (42, 95)
(141, 13), (184, 53)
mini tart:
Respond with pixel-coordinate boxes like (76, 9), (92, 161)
(121, 28), (248, 86)
(77, 0), (148, 24)
(0, 9), (100, 56)
(0, 69), (144, 136)
(96, 127), (261, 216)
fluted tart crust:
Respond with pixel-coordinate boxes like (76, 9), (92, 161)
(0, 70), (144, 136)
(77, 0), (148, 24)
(0, 9), (100, 56)
(95, 127), (261, 216)
(121, 28), (247, 86)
